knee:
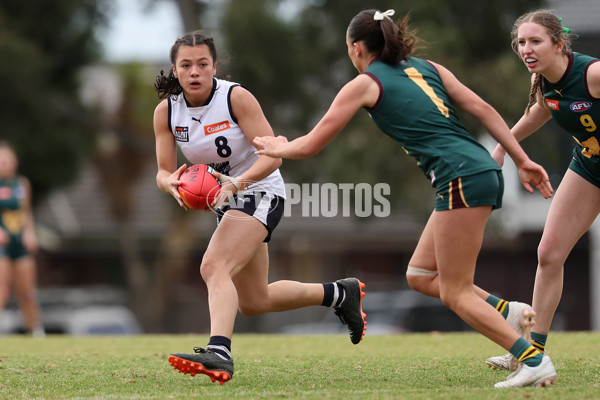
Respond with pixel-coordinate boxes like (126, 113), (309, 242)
(407, 274), (434, 293)
(13, 282), (35, 303)
(200, 249), (242, 283)
(200, 256), (221, 282)
(238, 301), (268, 317)
(438, 291), (454, 310)
(438, 290), (462, 313)
(406, 274), (423, 292)
(437, 283), (464, 311)
(406, 266), (439, 297)
(537, 240), (566, 271)
(17, 292), (37, 307)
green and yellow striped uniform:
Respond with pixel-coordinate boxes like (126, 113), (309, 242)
(364, 58), (501, 189)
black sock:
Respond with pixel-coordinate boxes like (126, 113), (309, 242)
(322, 282), (334, 306)
(207, 335), (232, 360)
(321, 282), (345, 308)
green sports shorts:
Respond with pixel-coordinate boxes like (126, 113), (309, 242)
(569, 150), (600, 189)
(0, 234), (29, 260)
(435, 169), (504, 211)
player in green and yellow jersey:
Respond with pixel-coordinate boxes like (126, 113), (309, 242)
(255, 8), (556, 389)
(0, 141), (44, 336)
(491, 9), (600, 386)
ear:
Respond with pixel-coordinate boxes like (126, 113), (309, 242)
(555, 40), (564, 54)
(353, 42), (363, 57)
(172, 65), (178, 78)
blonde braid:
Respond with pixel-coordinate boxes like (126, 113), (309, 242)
(526, 73), (545, 114)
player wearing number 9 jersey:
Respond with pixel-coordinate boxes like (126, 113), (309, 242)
(153, 31), (368, 385)
(254, 9), (555, 388)
(541, 52), (600, 180)
(490, 10), (600, 386)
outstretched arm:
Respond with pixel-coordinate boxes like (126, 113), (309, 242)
(254, 74), (379, 158)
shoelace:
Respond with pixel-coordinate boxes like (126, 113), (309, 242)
(193, 346), (210, 354)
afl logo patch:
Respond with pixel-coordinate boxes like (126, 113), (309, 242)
(570, 101), (592, 112)
(174, 126), (189, 142)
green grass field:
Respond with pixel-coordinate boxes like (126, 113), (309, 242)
(1, 332), (599, 399)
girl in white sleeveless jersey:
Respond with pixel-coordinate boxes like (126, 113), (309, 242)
(153, 31), (366, 384)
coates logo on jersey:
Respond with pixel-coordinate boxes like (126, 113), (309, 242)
(545, 99), (559, 110)
(205, 121), (230, 135)
(570, 101), (592, 112)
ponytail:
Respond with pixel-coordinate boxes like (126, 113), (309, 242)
(348, 9), (419, 65)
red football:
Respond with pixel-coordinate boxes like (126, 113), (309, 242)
(178, 164), (221, 210)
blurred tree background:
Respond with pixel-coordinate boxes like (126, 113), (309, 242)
(5, 0), (569, 332)
(0, 0), (110, 200)
(1, 0), (552, 213)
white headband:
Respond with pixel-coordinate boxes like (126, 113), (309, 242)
(374, 9), (395, 21)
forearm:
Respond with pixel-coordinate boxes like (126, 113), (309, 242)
(512, 108), (551, 142)
(495, 105), (551, 157)
(238, 156), (282, 188)
(279, 134), (325, 159)
(156, 169), (174, 194)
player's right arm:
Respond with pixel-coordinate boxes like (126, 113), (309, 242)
(154, 99), (188, 209)
(434, 62), (532, 166)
